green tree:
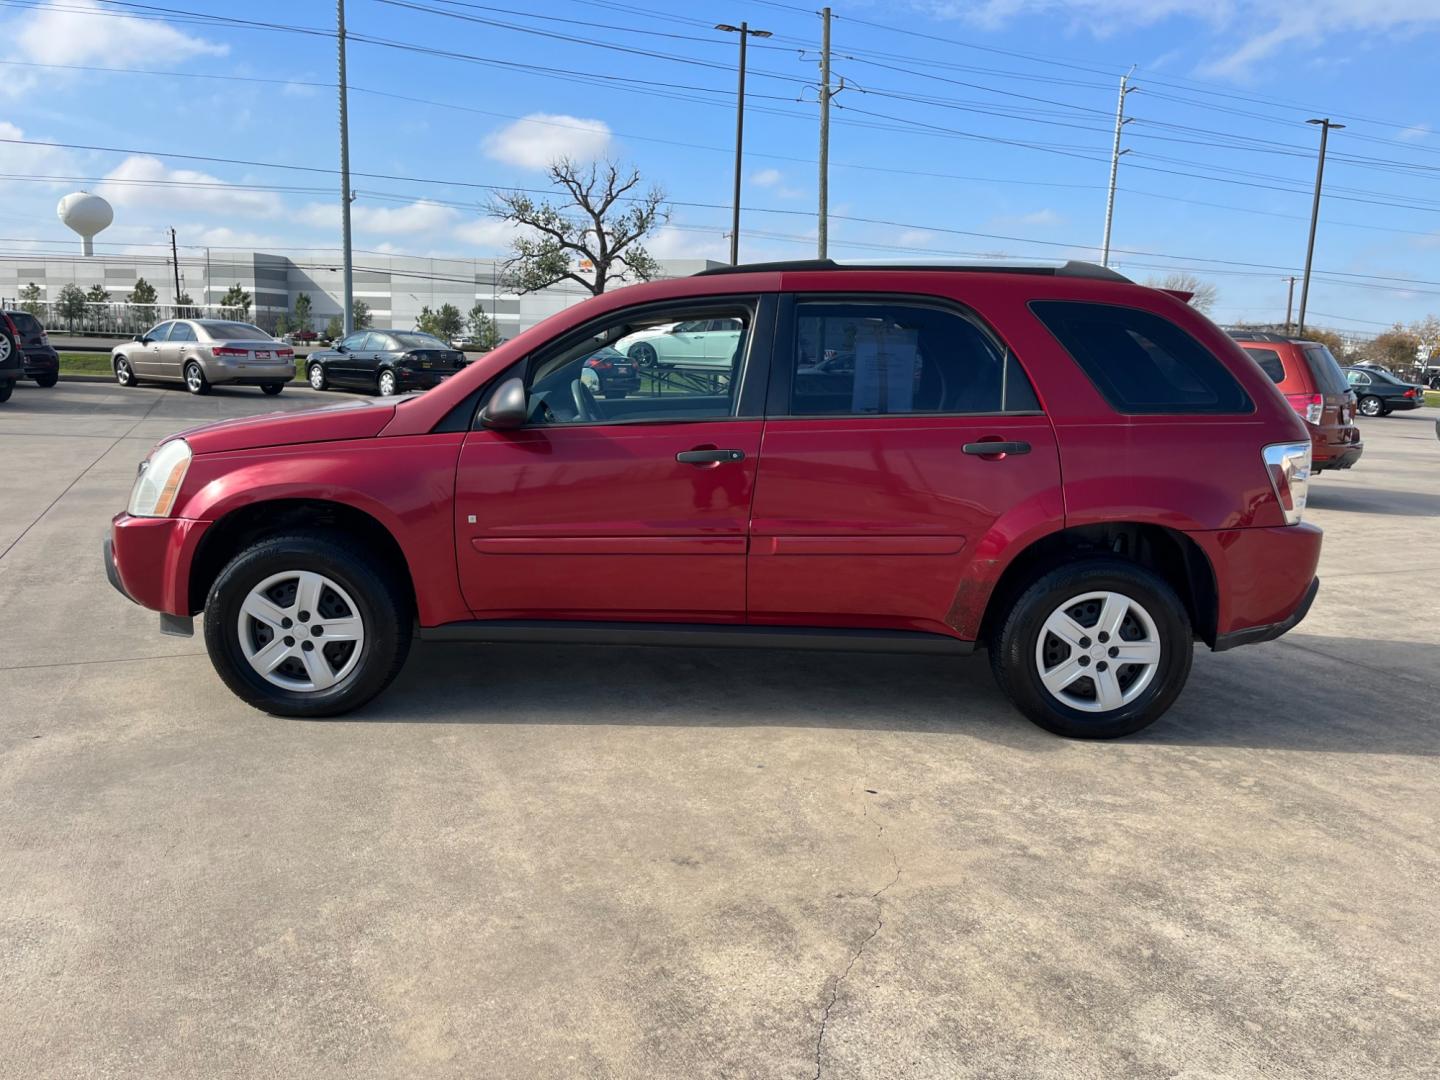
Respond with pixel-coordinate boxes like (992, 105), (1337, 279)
(325, 314), (343, 340)
(353, 299), (372, 329)
(55, 282), (88, 331)
(465, 301), (500, 349)
(18, 282), (43, 318)
(488, 158), (668, 296)
(129, 278), (158, 306)
(219, 284), (252, 321)
(274, 313), (292, 336)
(1358, 325), (1420, 371)
(416, 303), (464, 340)
(174, 291), (198, 319)
(85, 283), (110, 304)
(292, 291), (313, 332)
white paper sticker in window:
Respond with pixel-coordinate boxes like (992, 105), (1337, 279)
(851, 324), (919, 413)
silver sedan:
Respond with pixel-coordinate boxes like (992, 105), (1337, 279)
(111, 319), (295, 396)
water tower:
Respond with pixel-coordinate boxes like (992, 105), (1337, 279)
(57, 192), (113, 256)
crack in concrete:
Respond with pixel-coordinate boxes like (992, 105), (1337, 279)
(813, 763), (902, 1079)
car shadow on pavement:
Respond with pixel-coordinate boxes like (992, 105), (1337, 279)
(344, 633), (1439, 757)
(1306, 484), (1440, 517)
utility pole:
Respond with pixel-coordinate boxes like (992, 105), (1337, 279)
(169, 227), (181, 311)
(1100, 68), (1136, 268)
(1298, 117), (1344, 337)
(717, 21), (772, 265)
(818, 7), (831, 258)
(338, 0), (355, 335)
(1284, 276), (1296, 332)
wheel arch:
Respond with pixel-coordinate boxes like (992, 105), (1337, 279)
(975, 522), (1220, 649)
(189, 498), (415, 617)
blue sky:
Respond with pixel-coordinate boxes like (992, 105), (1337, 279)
(3, 0), (1440, 333)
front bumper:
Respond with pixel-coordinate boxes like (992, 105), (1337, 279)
(106, 513), (210, 622)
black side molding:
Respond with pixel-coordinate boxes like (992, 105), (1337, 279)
(1212, 576), (1318, 653)
(419, 620), (974, 655)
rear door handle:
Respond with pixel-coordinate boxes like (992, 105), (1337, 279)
(963, 441), (1031, 457)
(676, 448), (746, 464)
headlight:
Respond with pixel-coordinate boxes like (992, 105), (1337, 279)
(127, 438), (192, 518)
(1262, 441), (1311, 526)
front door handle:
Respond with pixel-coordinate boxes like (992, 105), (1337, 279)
(963, 440), (1031, 457)
(676, 448), (746, 464)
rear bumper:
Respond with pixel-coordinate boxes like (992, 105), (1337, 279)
(1314, 442), (1363, 471)
(22, 346), (59, 375)
(396, 369), (458, 390)
(1213, 576), (1318, 652)
(201, 359), (295, 384)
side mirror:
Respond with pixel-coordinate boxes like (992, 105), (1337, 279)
(479, 377), (528, 430)
(134, 333), (146, 343)
(335, 344), (347, 353)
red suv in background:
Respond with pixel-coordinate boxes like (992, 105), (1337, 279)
(105, 261), (1320, 739)
(1230, 330), (1362, 473)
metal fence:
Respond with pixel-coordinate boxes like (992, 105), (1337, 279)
(1, 300), (267, 337)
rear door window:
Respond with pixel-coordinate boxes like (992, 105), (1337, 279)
(1301, 345), (1351, 396)
(169, 322), (196, 342)
(1030, 301), (1252, 415)
(9, 312), (42, 337)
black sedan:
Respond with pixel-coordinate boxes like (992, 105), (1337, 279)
(1344, 366), (1427, 416)
(305, 329), (466, 396)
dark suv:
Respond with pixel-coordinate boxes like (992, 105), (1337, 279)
(106, 261), (1320, 739)
(1, 309), (60, 388)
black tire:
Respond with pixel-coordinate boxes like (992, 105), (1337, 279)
(33, 371), (59, 388)
(203, 531), (413, 718)
(0, 380), (12, 404)
(1358, 395), (1382, 417)
(261, 382), (284, 396)
(307, 363), (327, 391)
(628, 342), (658, 369)
(114, 355), (138, 387)
(184, 361), (211, 396)
(989, 558), (1193, 739)
(1380, 406), (1392, 417)
(377, 369), (398, 397)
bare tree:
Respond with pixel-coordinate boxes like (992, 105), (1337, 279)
(488, 159), (669, 296)
(1145, 271), (1219, 315)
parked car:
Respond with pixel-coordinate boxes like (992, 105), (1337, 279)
(111, 320), (294, 396)
(2, 309), (60, 387)
(1230, 331), (1361, 472)
(306, 330), (465, 396)
(577, 346), (640, 399)
(1343, 365), (1426, 415)
(622, 317), (743, 369)
(284, 328), (319, 344)
(0, 312), (21, 403)
(105, 259), (1320, 739)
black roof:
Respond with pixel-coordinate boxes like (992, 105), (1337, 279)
(693, 259), (1132, 283)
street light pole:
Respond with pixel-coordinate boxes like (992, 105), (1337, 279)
(717, 21), (772, 265)
(1100, 68), (1135, 268)
(1298, 117), (1344, 337)
(337, 0), (355, 335)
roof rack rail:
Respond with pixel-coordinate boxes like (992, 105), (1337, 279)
(1225, 329), (1294, 343)
(692, 259), (1132, 283)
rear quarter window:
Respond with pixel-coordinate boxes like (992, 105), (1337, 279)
(1029, 300), (1252, 415)
(8, 312), (42, 334)
(1301, 345), (1351, 396)
(1244, 346), (1287, 385)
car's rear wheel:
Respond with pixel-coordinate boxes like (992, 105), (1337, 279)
(184, 361), (211, 395)
(308, 363), (327, 391)
(1358, 394), (1382, 417)
(261, 382), (284, 396)
(377, 369), (398, 397)
(203, 532), (413, 717)
(628, 342), (658, 369)
(114, 356), (137, 387)
(0, 380), (12, 404)
(990, 558), (1193, 739)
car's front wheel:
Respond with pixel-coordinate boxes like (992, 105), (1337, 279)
(308, 363), (327, 391)
(0, 380), (12, 404)
(203, 532), (413, 717)
(114, 356), (137, 387)
(990, 558), (1193, 739)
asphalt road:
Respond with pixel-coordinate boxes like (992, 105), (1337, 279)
(2, 380), (1438, 1079)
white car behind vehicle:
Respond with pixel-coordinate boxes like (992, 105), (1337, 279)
(620, 318), (743, 370)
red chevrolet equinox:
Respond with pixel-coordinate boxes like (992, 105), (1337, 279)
(105, 262), (1320, 738)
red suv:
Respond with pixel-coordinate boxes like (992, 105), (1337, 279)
(1230, 330), (1362, 472)
(105, 262), (1320, 738)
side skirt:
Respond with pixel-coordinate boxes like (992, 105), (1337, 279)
(418, 620), (975, 655)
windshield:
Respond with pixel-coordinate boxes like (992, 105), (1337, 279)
(1301, 345), (1351, 396)
(202, 322), (270, 341)
(391, 332), (451, 349)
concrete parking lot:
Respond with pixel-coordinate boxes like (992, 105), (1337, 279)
(2, 379), (1437, 1079)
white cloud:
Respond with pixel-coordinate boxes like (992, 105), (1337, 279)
(1398, 124), (1431, 142)
(353, 200), (459, 235)
(2, 0), (225, 97)
(96, 156), (282, 218)
(0, 121), (79, 183)
(752, 168), (784, 188)
(896, 229), (935, 247)
(483, 113), (612, 170)
(1018, 209), (1061, 226)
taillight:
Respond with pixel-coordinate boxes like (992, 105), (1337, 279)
(1262, 442), (1311, 526)
(585, 357), (613, 371)
(211, 346), (246, 357)
(1404, 388), (1416, 398)
(276, 348), (294, 358)
(1305, 394), (1323, 423)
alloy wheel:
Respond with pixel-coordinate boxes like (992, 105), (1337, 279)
(0, 335), (11, 363)
(236, 570), (366, 692)
(1034, 590), (1162, 713)
(186, 364), (204, 393)
(378, 371), (396, 396)
(1359, 396), (1381, 417)
(115, 358), (133, 386)
(309, 364), (325, 390)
